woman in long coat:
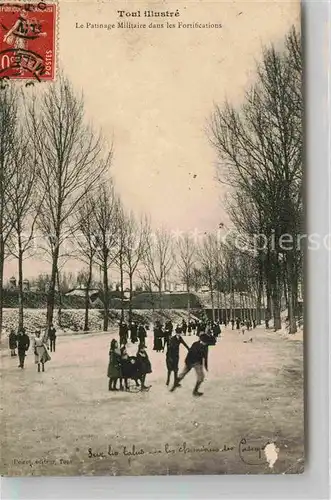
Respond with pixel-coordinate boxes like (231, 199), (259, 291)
(138, 324), (147, 347)
(153, 322), (163, 352)
(9, 329), (17, 357)
(107, 339), (122, 391)
(32, 330), (51, 372)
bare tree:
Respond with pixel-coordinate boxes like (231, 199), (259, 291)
(122, 212), (149, 324)
(6, 127), (42, 330)
(92, 181), (120, 331)
(75, 194), (99, 331)
(176, 233), (196, 323)
(209, 26), (302, 332)
(28, 75), (108, 330)
(115, 206), (127, 324)
(142, 228), (174, 310)
(197, 233), (221, 322)
(0, 84), (18, 335)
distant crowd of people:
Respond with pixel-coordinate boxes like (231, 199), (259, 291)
(8, 314), (258, 395)
(8, 324), (56, 372)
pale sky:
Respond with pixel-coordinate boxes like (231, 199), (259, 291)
(4, 0), (300, 280)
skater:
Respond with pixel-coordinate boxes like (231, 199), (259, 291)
(107, 339), (122, 391)
(130, 322), (138, 344)
(236, 318), (240, 329)
(9, 329), (17, 357)
(48, 323), (57, 352)
(175, 324), (182, 334)
(253, 319), (256, 329)
(119, 322), (128, 347)
(165, 331), (189, 386)
(153, 322), (163, 352)
(181, 320), (187, 335)
(170, 333), (211, 397)
(138, 323), (147, 347)
(163, 320), (173, 350)
(165, 320), (173, 335)
(17, 328), (30, 369)
(32, 330), (51, 373)
(231, 318), (235, 330)
(136, 344), (152, 390)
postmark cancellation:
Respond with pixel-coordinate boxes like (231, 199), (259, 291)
(0, 1), (57, 81)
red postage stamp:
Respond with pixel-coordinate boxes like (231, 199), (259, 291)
(0, 2), (56, 81)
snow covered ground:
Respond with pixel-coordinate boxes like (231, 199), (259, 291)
(0, 325), (304, 476)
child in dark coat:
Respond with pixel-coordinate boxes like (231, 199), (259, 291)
(107, 339), (122, 391)
(136, 344), (152, 390)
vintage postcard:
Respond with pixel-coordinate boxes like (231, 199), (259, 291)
(0, 0), (304, 476)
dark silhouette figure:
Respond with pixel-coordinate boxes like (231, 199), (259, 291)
(165, 333), (189, 386)
(17, 329), (30, 368)
(48, 324), (57, 352)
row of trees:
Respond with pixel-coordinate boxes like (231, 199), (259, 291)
(1, 26), (302, 334)
(0, 76), (238, 334)
(209, 26), (303, 333)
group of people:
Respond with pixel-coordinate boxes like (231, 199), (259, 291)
(107, 338), (152, 392)
(152, 318), (221, 353)
(118, 321), (147, 347)
(108, 317), (217, 397)
(230, 317), (257, 331)
(8, 324), (56, 372)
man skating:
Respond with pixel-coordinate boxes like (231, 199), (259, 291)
(170, 333), (211, 397)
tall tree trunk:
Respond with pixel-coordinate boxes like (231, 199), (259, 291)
(265, 252), (272, 328)
(56, 268), (62, 328)
(158, 282), (163, 313)
(239, 292), (243, 321)
(103, 261), (109, 331)
(216, 289), (220, 322)
(283, 270), (288, 308)
(271, 251), (282, 331)
(17, 236), (24, 331)
(223, 291), (227, 324)
(229, 274), (234, 322)
(187, 283), (191, 324)
(119, 253), (124, 323)
(208, 272), (215, 322)
(256, 264), (263, 325)
(286, 252), (297, 334)
(272, 289), (281, 330)
(46, 244), (60, 330)
(129, 272), (133, 325)
(84, 258), (93, 331)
